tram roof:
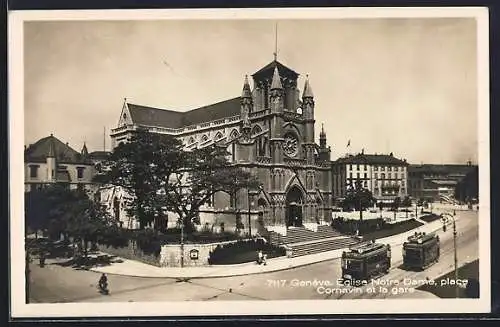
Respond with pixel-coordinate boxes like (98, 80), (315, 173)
(405, 232), (437, 245)
(346, 241), (388, 256)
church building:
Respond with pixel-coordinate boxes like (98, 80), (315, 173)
(107, 59), (332, 234)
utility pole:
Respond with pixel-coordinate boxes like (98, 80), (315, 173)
(442, 211), (459, 298)
(453, 215), (459, 298)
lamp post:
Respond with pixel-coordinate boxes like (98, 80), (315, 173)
(442, 211), (459, 298)
(247, 188), (253, 237)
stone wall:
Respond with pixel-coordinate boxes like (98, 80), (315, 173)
(159, 240), (243, 267)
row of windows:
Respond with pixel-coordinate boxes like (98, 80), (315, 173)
(348, 172), (406, 179)
(346, 179), (406, 188)
(28, 165), (86, 179)
(348, 164), (405, 172)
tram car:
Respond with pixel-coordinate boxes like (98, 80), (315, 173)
(402, 232), (440, 270)
(341, 241), (391, 281)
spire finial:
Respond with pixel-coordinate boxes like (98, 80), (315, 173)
(273, 21), (278, 61)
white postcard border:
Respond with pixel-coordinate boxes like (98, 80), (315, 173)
(8, 7), (491, 317)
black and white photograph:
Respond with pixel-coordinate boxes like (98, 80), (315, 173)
(9, 7), (490, 317)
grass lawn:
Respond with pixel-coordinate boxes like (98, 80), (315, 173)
(417, 260), (479, 298)
(420, 213), (442, 223)
(360, 219), (424, 241)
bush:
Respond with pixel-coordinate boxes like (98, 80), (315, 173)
(208, 239), (286, 265)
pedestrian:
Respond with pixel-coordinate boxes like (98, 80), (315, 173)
(98, 273), (108, 294)
(257, 250), (263, 265)
(262, 253), (267, 266)
(39, 252), (45, 268)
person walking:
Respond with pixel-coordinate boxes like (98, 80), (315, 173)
(257, 250), (263, 265)
(98, 273), (109, 295)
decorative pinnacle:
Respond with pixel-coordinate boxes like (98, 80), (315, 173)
(242, 75), (252, 98)
(270, 66), (283, 90)
(302, 75), (314, 98)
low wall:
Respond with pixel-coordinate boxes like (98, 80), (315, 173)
(159, 239), (244, 267)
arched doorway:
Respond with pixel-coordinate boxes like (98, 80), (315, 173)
(286, 185), (304, 227)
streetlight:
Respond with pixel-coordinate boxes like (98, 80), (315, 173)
(442, 211), (459, 298)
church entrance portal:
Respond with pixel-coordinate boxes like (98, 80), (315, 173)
(286, 186), (304, 227)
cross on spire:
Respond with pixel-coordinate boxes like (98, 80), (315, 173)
(273, 21), (278, 61)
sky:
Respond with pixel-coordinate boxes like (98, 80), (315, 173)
(23, 17), (479, 164)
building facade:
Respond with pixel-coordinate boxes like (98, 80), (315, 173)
(107, 60), (332, 233)
(408, 162), (477, 202)
(24, 134), (98, 192)
(331, 152), (409, 204)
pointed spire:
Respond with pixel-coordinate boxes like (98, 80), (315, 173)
(302, 75), (314, 98)
(320, 123), (326, 138)
(270, 66), (283, 90)
(241, 75), (252, 98)
(47, 136), (56, 158)
(81, 142), (89, 156)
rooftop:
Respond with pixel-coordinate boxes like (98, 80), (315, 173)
(126, 97), (241, 130)
(25, 134), (89, 164)
(334, 153), (408, 166)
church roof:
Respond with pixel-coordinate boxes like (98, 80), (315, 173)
(334, 153), (409, 166)
(127, 97), (241, 129)
(252, 60), (299, 80)
(25, 135), (88, 164)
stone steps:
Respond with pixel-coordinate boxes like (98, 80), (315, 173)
(290, 237), (359, 258)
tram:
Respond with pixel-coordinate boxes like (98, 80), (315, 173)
(402, 232), (440, 270)
(341, 241), (391, 281)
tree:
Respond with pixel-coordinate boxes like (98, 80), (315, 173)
(164, 145), (261, 233)
(96, 129), (261, 233)
(343, 180), (374, 221)
(94, 129), (185, 229)
(402, 196), (412, 208)
(25, 185), (122, 258)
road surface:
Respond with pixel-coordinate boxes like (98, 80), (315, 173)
(28, 210), (478, 302)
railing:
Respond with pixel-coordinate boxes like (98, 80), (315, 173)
(111, 125), (134, 133)
(284, 157), (307, 166)
(256, 156), (272, 164)
(283, 111), (303, 120)
(249, 109), (270, 119)
(115, 115), (243, 136)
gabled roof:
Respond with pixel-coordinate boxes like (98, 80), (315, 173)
(252, 60), (299, 80)
(127, 104), (184, 129)
(25, 135), (88, 164)
(127, 97), (242, 129)
(334, 153), (408, 166)
(183, 97), (241, 126)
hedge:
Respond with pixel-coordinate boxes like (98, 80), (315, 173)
(208, 238), (286, 265)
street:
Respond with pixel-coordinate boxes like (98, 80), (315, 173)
(28, 210), (479, 302)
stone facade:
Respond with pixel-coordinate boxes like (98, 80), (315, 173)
(332, 152), (409, 204)
(106, 59), (332, 233)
